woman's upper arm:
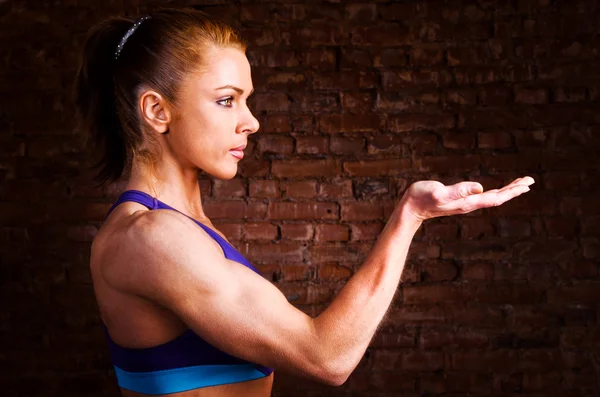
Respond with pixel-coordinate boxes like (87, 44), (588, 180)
(101, 210), (336, 384)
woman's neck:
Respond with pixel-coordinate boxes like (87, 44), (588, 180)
(125, 160), (207, 221)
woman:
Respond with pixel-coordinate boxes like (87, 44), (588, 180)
(74, 8), (534, 397)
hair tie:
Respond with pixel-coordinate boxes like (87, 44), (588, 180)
(114, 15), (151, 60)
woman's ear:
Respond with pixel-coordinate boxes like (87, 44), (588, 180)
(139, 90), (171, 134)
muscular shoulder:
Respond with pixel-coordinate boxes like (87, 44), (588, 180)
(98, 209), (223, 298)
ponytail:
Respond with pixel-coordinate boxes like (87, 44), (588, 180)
(74, 18), (132, 184)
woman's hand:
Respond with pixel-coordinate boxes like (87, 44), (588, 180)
(400, 176), (535, 223)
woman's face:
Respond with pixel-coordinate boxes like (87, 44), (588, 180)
(167, 47), (259, 179)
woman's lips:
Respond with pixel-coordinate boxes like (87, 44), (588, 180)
(229, 145), (245, 159)
(229, 150), (244, 159)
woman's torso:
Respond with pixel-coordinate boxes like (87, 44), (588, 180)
(90, 192), (274, 397)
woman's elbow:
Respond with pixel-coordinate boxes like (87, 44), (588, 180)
(317, 360), (352, 387)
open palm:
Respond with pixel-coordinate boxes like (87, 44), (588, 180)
(403, 176), (535, 222)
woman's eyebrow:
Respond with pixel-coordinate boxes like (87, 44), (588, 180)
(214, 85), (254, 96)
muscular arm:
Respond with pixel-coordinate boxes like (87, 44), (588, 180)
(102, 177), (532, 386)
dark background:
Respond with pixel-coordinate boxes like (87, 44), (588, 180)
(1, 0), (599, 396)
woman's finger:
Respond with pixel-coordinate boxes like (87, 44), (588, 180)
(448, 183), (531, 213)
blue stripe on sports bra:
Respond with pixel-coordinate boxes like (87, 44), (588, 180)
(114, 364), (268, 395)
(102, 189), (274, 394)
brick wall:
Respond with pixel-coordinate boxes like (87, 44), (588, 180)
(1, 0), (599, 396)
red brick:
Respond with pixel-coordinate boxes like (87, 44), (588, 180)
(290, 93), (338, 112)
(441, 241), (512, 261)
(459, 108), (529, 130)
(66, 225), (97, 243)
(312, 71), (378, 90)
(388, 112), (455, 132)
(254, 264), (281, 282)
(478, 85), (512, 105)
(498, 219), (531, 237)
(447, 306), (505, 327)
(243, 27), (277, 47)
(410, 44), (444, 66)
(318, 264), (352, 281)
(295, 136), (328, 154)
(374, 49), (407, 67)
(421, 372), (491, 394)
(278, 283), (332, 305)
(451, 350), (518, 371)
(249, 180), (279, 198)
(293, 22), (344, 46)
(478, 131), (513, 149)
(548, 284), (600, 304)
(346, 3), (376, 21)
(344, 159), (411, 176)
(404, 285), (466, 305)
(281, 264), (315, 282)
(319, 179), (353, 198)
(460, 218), (496, 240)
(406, 241), (441, 260)
(420, 328), (489, 349)
(246, 200), (268, 220)
(415, 154), (481, 173)
(522, 372), (563, 392)
(257, 135), (294, 155)
(555, 86), (586, 103)
(213, 222), (242, 241)
(319, 113), (383, 133)
(315, 224), (349, 242)
(372, 350), (402, 370)
(280, 223), (314, 240)
(462, 262), (495, 280)
(272, 159), (340, 178)
(442, 131), (476, 149)
(370, 329), (416, 348)
(238, 159), (270, 177)
(350, 223), (383, 241)
(299, 48), (337, 70)
(544, 217), (578, 238)
(582, 216), (600, 236)
(341, 201), (383, 221)
(240, 5), (271, 22)
(263, 115), (291, 133)
(544, 171), (581, 190)
(268, 202), (338, 220)
(339, 48), (371, 69)
(330, 136), (365, 154)
(403, 350), (444, 371)
(283, 180), (317, 198)
(367, 134), (405, 155)
(340, 91), (374, 111)
(266, 72), (306, 91)
(351, 23), (411, 46)
(309, 243), (367, 264)
(383, 70), (452, 91)
(421, 261), (458, 282)
(445, 88), (477, 105)
(253, 93), (289, 112)
(424, 222), (459, 240)
(241, 242), (304, 264)
(243, 223), (278, 241)
(212, 179), (246, 197)
(515, 87), (548, 104)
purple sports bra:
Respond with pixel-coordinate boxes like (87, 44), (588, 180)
(102, 189), (273, 395)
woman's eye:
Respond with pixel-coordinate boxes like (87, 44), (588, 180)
(217, 97), (233, 107)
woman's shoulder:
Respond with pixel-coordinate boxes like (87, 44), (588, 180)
(91, 205), (221, 292)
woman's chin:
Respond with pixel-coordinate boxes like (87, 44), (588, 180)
(210, 166), (238, 180)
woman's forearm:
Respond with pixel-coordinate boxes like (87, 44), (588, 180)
(312, 200), (422, 383)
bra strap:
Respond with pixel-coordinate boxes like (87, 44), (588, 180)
(105, 190), (159, 220)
